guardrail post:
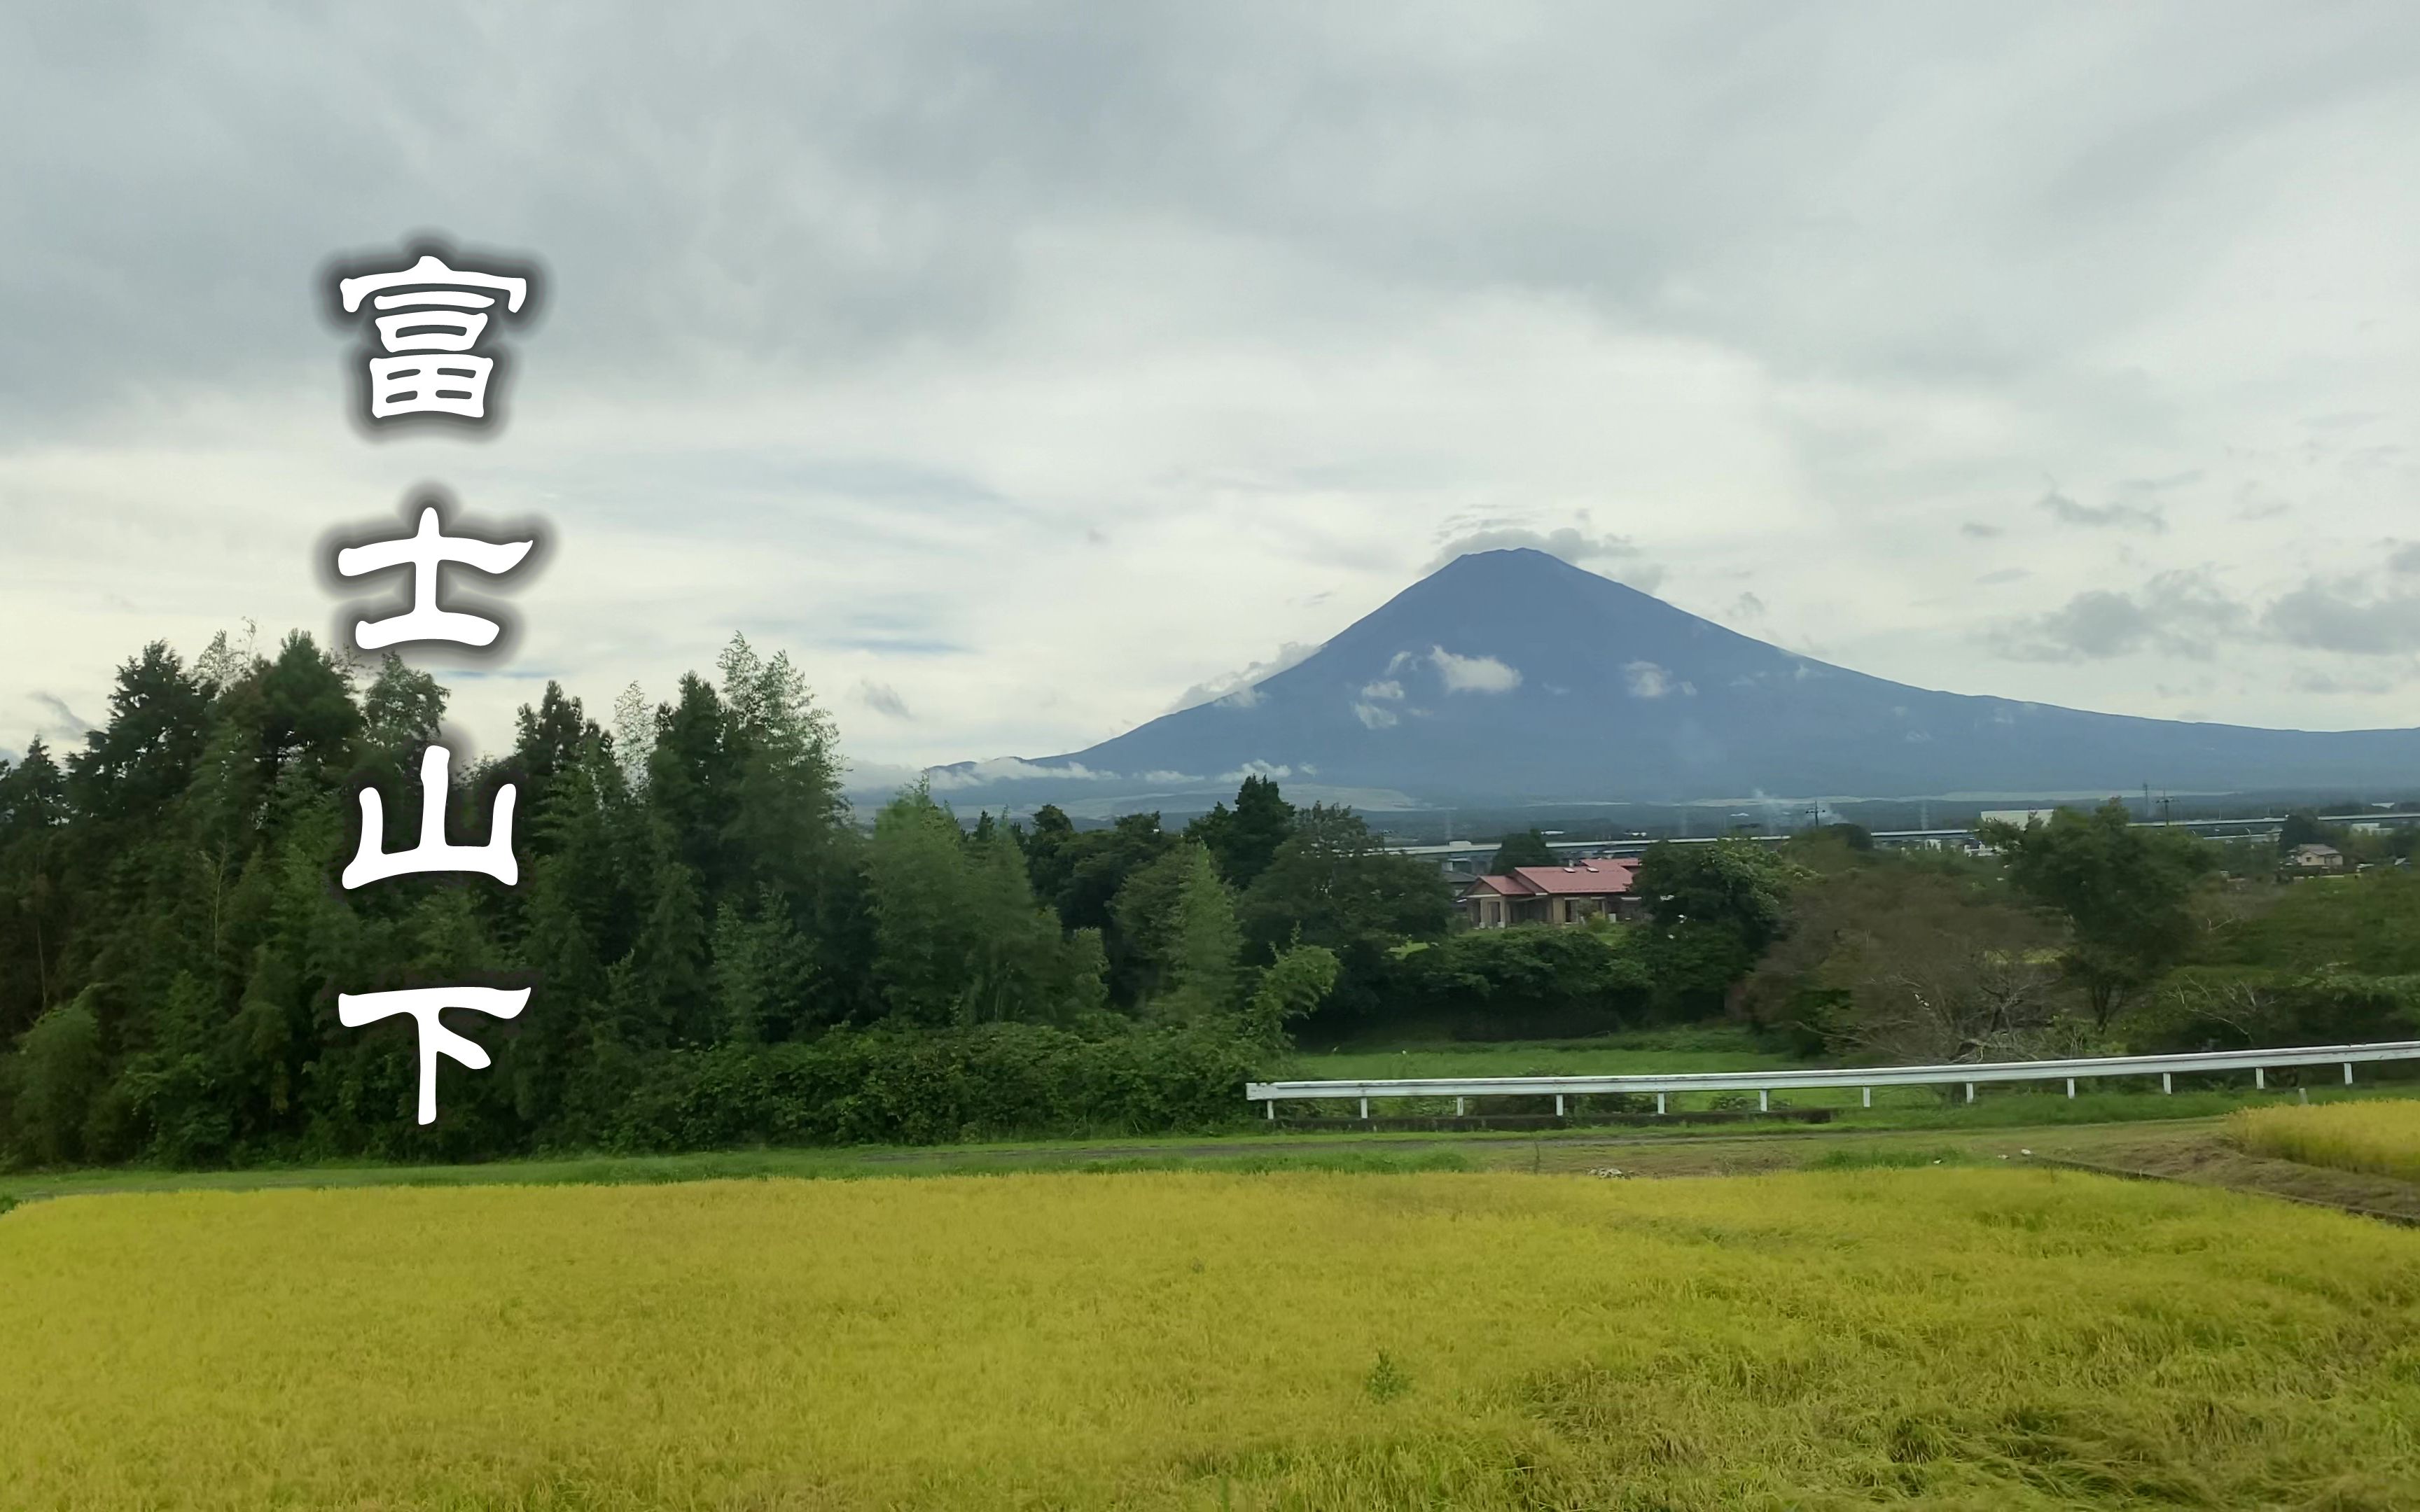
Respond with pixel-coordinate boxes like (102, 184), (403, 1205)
(1241, 1041), (2420, 1124)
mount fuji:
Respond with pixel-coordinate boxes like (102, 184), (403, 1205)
(923, 549), (2420, 813)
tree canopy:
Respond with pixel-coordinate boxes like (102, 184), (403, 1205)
(1485, 828), (1558, 874)
(0, 632), (1365, 1168)
(1978, 800), (2217, 1028)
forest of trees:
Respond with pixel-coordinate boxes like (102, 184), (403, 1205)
(6, 633), (2418, 1171)
(0, 632), (1451, 1167)
(1739, 804), (2420, 1064)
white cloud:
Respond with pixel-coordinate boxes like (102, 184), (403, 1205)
(1218, 760), (1292, 783)
(1352, 700), (1400, 729)
(1424, 522), (1643, 573)
(925, 758), (1115, 790)
(1624, 661), (1672, 698)
(1360, 679), (1403, 700)
(1429, 646), (1522, 694)
(1167, 640), (1323, 714)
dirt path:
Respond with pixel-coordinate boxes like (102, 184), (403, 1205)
(2015, 1122), (2420, 1225)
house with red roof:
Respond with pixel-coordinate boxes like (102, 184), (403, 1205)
(1461, 858), (1643, 928)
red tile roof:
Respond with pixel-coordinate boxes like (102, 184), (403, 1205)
(1463, 859), (1639, 899)
(1512, 860), (1639, 896)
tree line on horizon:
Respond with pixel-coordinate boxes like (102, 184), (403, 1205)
(7, 631), (2419, 1170)
(0, 629), (1483, 1167)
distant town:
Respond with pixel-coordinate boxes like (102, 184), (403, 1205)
(1387, 800), (2420, 881)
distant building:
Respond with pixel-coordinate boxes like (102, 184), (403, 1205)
(2285, 843), (2346, 874)
(1462, 859), (1641, 927)
(1979, 808), (2064, 827)
(1405, 839), (1497, 881)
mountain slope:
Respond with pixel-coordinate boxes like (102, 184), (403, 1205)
(937, 549), (2420, 808)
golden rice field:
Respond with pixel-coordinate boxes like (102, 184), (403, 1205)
(2228, 1096), (2420, 1184)
(4, 1168), (2418, 1511)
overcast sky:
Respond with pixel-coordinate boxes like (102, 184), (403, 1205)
(4, 3), (2416, 789)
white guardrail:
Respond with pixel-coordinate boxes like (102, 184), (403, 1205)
(1246, 1040), (2420, 1119)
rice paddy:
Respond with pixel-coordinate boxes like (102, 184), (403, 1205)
(5, 1166), (2417, 1509)
(2227, 1096), (2420, 1184)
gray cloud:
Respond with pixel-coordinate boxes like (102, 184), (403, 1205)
(1987, 570), (2247, 662)
(2290, 666), (2416, 696)
(856, 680), (912, 720)
(2, 4), (2412, 438)
(4, 4), (2420, 762)
(29, 692), (92, 743)
(1976, 568), (2029, 585)
(1989, 564), (2420, 666)
(2119, 470), (2203, 492)
(2037, 489), (2167, 533)
(1960, 522), (2003, 539)
(2264, 579), (2420, 655)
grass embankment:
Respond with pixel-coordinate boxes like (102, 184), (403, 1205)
(2228, 1098), (2420, 1184)
(10, 1087), (2415, 1209)
(1278, 1029), (1793, 1082)
(5, 1168), (2417, 1509)
(0, 1144), (1475, 1205)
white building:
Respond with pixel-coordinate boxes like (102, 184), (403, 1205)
(1978, 808), (2064, 828)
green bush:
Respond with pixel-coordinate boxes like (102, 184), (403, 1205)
(1390, 925), (1652, 1037)
(9, 991), (106, 1168)
(598, 1021), (1268, 1152)
(2127, 965), (2420, 1053)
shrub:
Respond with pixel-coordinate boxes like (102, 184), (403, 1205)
(597, 1021), (1268, 1152)
(9, 990), (107, 1167)
(2129, 966), (2420, 1053)
(1390, 925), (1652, 1038)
